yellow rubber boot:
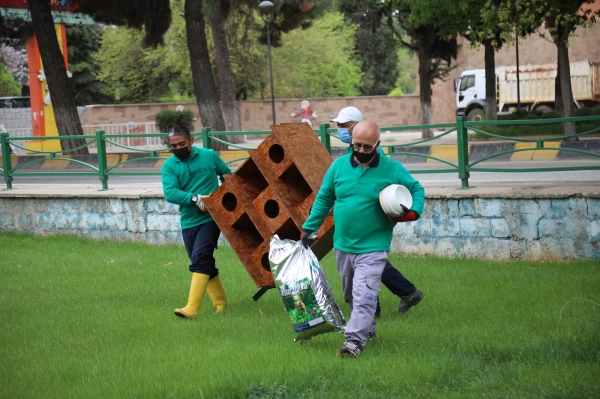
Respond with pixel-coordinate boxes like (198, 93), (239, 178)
(174, 272), (210, 319)
(206, 275), (228, 313)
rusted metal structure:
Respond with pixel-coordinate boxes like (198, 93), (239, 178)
(203, 123), (334, 299)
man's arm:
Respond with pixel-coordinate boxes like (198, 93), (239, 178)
(162, 163), (193, 205)
(302, 166), (336, 232)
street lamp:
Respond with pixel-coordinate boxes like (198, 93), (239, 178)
(259, 0), (276, 125)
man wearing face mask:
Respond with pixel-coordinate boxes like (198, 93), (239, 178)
(331, 107), (425, 318)
(301, 121), (425, 357)
(162, 125), (232, 319)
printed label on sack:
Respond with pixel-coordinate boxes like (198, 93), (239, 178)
(279, 277), (325, 332)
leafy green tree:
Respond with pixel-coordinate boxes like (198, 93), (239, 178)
(66, 25), (111, 106)
(271, 12), (361, 98)
(96, 26), (174, 103)
(491, 0), (599, 136)
(0, 62), (20, 97)
(225, 6), (268, 101)
(339, 0), (400, 96)
(389, 2), (459, 137)
(394, 46), (417, 95)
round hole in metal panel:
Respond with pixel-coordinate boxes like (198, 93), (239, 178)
(264, 199), (279, 218)
(261, 253), (271, 271)
(222, 192), (237, 212)
(268, 144), (285, 163)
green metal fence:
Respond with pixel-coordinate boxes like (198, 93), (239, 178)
(2, 115), (600, 190)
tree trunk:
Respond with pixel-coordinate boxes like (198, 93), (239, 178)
(484, 40), (497, 121)
(184, 0), (227, 151)
(555, 28), (577, 137)
(554, 53), (563, 114)
(209, 1), (242, 140)
(29, 0), (88, 155)
(418, 48), (433, 138)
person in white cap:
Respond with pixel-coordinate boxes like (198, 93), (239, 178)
(330, 107), (425, 318)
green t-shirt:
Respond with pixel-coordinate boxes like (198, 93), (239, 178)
(161, 146), (232, 230)
(302, 153), (425, 253)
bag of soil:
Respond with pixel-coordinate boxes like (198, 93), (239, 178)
(269, 235), (346, 341)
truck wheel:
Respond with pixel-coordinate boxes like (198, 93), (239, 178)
(467, 108), (485, 122)
(536, 105), (553, 113)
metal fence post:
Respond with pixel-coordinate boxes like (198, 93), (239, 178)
(319, 123), (331, 154)
(95, 130), (109, 190)
(1, 132), (13, 189)
(202, 127), (212, 149)
(456, 116), (470, 188)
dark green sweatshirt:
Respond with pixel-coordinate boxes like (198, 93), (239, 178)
(162, 146), (231, 229)
(302, 153), (425, 253)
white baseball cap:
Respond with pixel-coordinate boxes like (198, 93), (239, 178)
(330, 107), (363, 123)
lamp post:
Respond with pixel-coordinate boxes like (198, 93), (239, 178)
(259, 0), (276, 125)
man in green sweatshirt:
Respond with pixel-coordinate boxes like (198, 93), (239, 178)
(301, 121), (425, 357)
(162, 125), (232, 319)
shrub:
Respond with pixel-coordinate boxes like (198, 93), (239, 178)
(154, 110), (195, 133)
(0, 62), (20, 97)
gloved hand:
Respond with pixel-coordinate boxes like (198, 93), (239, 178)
(300, 230), (316, 248)
(388, 205), (417, 223)
(193, 193), (211, 212)
(290, 112), (296, 117)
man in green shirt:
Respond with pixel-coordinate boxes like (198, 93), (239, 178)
(302, 121), (425, 357)
(162, 125), (232, 319)
(332, 107), (425, 316)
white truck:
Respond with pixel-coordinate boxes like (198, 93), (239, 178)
(455, 60), (600, 120)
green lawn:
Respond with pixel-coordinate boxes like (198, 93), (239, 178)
(1, 232), (598, 398)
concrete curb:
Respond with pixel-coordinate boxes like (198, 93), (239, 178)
(2, 140), (599, 169)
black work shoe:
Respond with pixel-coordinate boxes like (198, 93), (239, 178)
(396, 289), (425, 313)
(339, 341), (363, 358)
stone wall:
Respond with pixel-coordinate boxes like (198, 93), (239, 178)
(79, 96), (422, 131)
(1, 185), (598, 260)
(0, 108), (31, 130)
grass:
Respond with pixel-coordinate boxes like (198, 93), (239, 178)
(1, 232), (599, 399)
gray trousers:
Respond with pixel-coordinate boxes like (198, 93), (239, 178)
(334, 249), (388, 346)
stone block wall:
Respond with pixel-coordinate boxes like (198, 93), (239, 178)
(1, 189), (598, 261)
(79, 96), (422, 132)
(0, 108), (31, 130)
(391, 197), (600, 260)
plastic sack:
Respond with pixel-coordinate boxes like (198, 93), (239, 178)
(269, 235), (346, 341)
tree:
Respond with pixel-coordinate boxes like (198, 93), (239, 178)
(66, 25), (111, 105)
(271, 12), (361, 98)
(0, 61), (20, 96)
(390, 3), (459, 137)
(96, 26), (174, 103)
(207, 0), (242, 132)
(339, 0), (400, 96)
(492, 0), (600, 136)
(0, 0), (174, 154)
(184, 0), (227, 149)
(29, 0), (88, 154)
(0, 42), (28, 86)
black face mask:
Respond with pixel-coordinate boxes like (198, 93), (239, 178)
(173, 146), (191, 160)
(353, 148), (378, 164)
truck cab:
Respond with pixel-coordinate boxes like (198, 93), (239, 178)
(455, 69), (487, 120)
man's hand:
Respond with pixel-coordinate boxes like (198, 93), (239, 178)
(300, 230), (316, 248)
(388, 205), (417, 223)
(192, 194), (211, 212)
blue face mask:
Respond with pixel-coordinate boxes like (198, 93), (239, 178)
(338, 128), (353, 143)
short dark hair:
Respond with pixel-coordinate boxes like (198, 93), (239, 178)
(168, 125), (191, 140)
